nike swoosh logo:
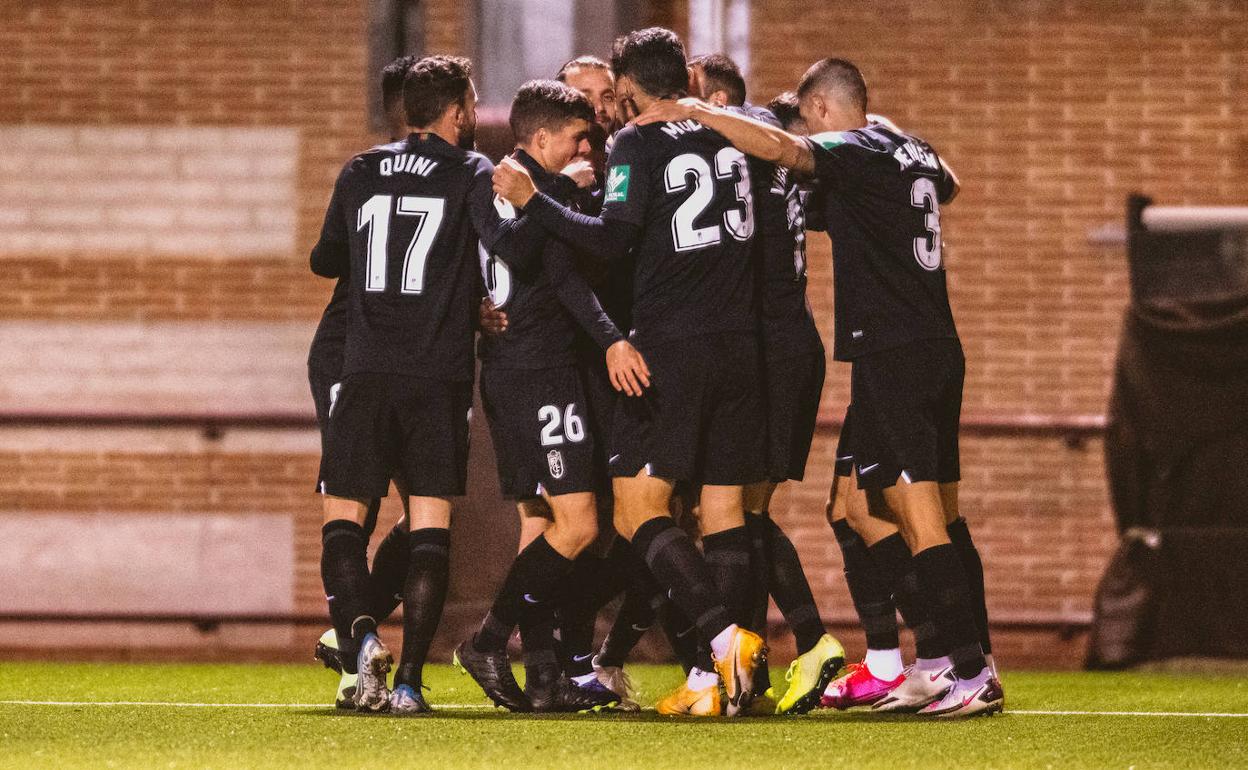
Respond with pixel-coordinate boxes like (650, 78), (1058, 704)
(572, 653), (592, 662)
(675, 626), (695, 638)
(859, 462), (880, 474)
(609, 454), (621, 463)
(961, 694), (975, 707)
(929, 670), (950, 682)
(523, 594), (539, 604)
(631, 624), (651, 632)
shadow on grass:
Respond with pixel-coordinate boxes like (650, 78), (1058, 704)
(297, 707), (988, 727)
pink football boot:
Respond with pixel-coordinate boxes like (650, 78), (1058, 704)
(821, 662), (904, 710)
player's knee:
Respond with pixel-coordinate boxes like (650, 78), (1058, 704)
(845, 493), (876, 533)
(322, 495), (369, 526)
(561, 515), (599, 555)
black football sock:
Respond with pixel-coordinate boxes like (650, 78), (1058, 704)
(474, 535), (573, 652)
(366, 520), (410, 623)
(702, 525), (754, 629)
(393, 527), (449, 690)
(597, 587), (660, 669)
(359, 497), (383, 537)
(758, 515), (826, 654)
(629, 517), (732, 645)
(657, 600), (701, 674)
(558, 542), (629, 677)
(913, 543), (987, 679)
(744, 512), (772, 633)
(832, 519), (900, 651)
(520, 611), (560, 686)
(947, 517), (992, 655)
(870, 533), (945, 660)
(597, 539), (661, 668)
(695, 645), (716, 674)
(321, 520), (374, 675)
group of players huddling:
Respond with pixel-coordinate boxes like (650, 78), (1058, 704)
(307, 26), (1004, 719)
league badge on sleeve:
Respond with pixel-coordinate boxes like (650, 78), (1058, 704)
(605, 165), (630, 203)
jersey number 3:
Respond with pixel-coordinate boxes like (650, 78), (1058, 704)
(910, 178), (942, 271)
(665, 148), (754, 252)
(357, 194), (447, 294)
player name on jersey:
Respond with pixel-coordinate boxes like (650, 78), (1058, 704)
(379, 154), (439, 177)
(659, 119), (705, 139)
(892, 141), (940, 173)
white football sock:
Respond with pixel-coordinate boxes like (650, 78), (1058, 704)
(571, 672), (597, 686)
(686, 666), (719, 691)
(864, 648), (904, 681)
(709, 624), (737, 660)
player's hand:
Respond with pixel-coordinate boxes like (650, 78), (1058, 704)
(606, 340), (651, 397)
(867, 113), (902, 132)
(493, 156), (537, 208)
(559, 158), (595, 189)
(633, 97), (700, 126)
(478, 296), (507, 335)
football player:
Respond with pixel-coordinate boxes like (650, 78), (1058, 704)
(458, 78), (648, 713)
(636, 58), (1002, 717)
(492, 28), (769, 717)
(312, 55), (545, 714)
(307, 55), (420, 710)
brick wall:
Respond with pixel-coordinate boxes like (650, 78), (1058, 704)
(2, 0), (1243, 664)
(0, 0), (371, 321)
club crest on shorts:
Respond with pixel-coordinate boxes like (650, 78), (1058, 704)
(546, 449), (565, 479)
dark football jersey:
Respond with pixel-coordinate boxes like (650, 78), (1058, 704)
(569, 167), (635, 355)
(601, 119), (757, 348)
(307, 277), (349, 375)
(737, 105), (824, 361)
(478, 150), (621, 370)
(805, 125), (959, 360)
(310, 133), (514, 382)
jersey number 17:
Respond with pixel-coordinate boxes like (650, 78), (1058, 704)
(357, 194), (447, 294)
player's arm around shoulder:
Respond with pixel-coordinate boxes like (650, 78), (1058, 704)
(635, 98), (816, 175)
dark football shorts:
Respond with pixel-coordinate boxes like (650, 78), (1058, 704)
(610, 331), (766, 486)
(480, 364), (597, 500)
(764, 350), (826, 482)
(847, 337), (964, 490)
(579, 354), (617, 495)
(308, 363), (340, 440)
(318, 372), (472, 499)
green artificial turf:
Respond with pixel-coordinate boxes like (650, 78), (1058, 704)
(1, 663), (1245, 769)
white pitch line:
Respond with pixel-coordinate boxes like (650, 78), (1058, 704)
(1010, 709), (1248, 718)
(1, 700), (1246, 718)
(0, 700), (492, 710)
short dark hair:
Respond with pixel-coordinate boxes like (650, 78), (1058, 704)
(689, 53), (745, 106)
(796, 57), (867, 112)
(556, 55), (612, 82)
(611, 27), (688, 99)
(381, 55), (418, 113)
(404, 55), (473, 129)
(768, 91), (802, 130)
(509, 79), (594, 143)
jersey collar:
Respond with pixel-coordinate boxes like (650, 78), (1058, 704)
(513, 148), (557, 185)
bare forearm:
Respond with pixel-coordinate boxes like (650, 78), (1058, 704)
(689, 102), (816, 174)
